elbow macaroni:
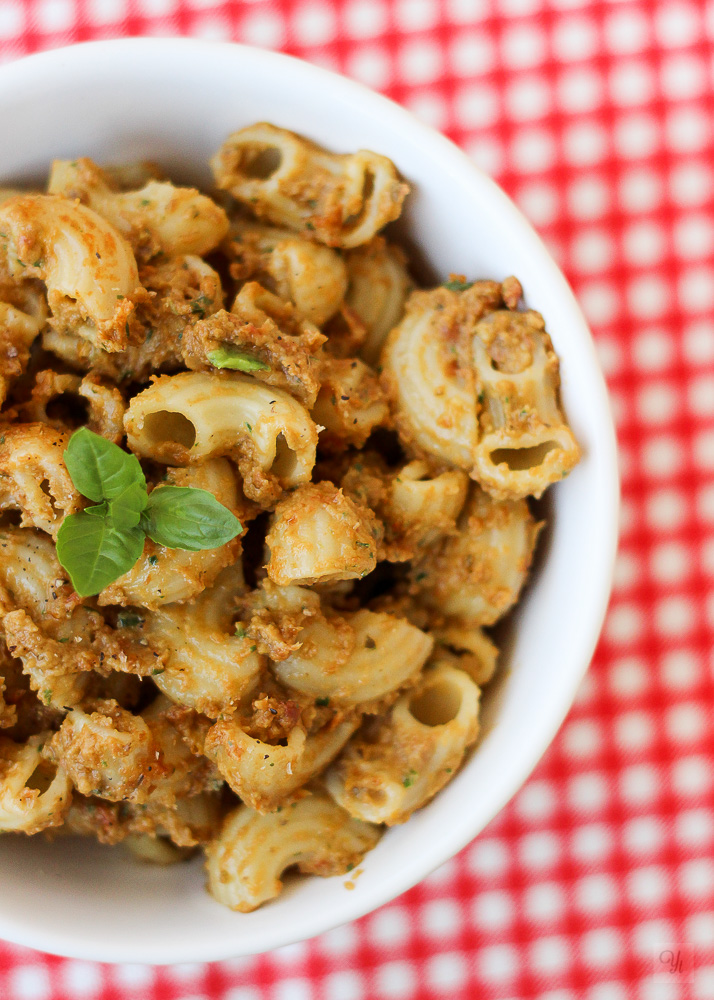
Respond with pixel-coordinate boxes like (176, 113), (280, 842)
(0, 425), (82, 536)
(211, 123), (408, 248)
(225, 221), (348, 326)
(204, 715), (360, 814)
(312, 357), (390, 451)
(19, 370), (126, 444)
(343, 238), (412, 366)
(325, 662), (480, 826)
(49, 158), (229, 258)
(0, 734), (71, 834)
(265, 482), (379, 586)
(472, 309), (581, 499)
(0, 126), (578, 911)
(144, 565), (265, 716)
(205, 790), (381, 911)
(124, 370), (318, 506)
(380, 289), (482, 470)
(273, 609), (433, 709)
(412, 486), (541, 626)
(0, 194), (141, 352)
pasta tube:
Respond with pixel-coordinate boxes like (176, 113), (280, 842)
(124, 370), (318, 506)
(211, 123), (408, 248)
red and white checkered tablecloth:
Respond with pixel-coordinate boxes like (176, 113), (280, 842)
(2, 1), (714, 997)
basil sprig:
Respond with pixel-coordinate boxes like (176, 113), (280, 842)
(56, 428), (241, 597)
(207, 345), (270, 372)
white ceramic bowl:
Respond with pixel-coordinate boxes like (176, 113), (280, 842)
(0, 38), (618, 964)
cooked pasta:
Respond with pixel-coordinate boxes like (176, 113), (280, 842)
(0, 424), (82, 535)
(272, 608), (433, 709)
(204, 714), (360, 814)
(224, 220), (348, 326)
(342, 238), (412, 365)
(48, 157), (230, 259)
(211, 123), (408, 248)
(205, 789), (381, 911)
(0, 300), (46, 408)
(325, 662), (481, 825)
(311, 356), (389, 451)
(0, 733), (72, 834)
(143, 564), (264, 716)
(265, 481), (380, 586)
(472, 309), (581, 498)
(0, 126), (578, 911)
(124, 370), (318, 506)
(411, 485), (542, 626)
(0, 194), (142, 352)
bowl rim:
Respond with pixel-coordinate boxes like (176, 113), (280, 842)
(0, 36), (620, 964)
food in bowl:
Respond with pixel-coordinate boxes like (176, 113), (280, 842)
(0, 124), (580, 912)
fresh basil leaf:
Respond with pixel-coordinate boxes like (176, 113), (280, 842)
(84, 501), (109, 518)
(108, 483), (149, 530)
(64, 427), (146, 502)
(141, 486), (241, 551)
(56, 511), (144, 597)
(207, 346), (270, 372)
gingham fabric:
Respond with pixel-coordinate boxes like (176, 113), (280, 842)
(1, 1), (713, 997)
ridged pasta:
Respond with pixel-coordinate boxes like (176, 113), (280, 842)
(0, 733), (72, 834)
(42, 253), (223, 384)
(273, 608), (433, 709)
(0, 194), (141, 352)
(472, 309), (581, 499)
(205, 789), (381, 911)
(431, 624), (499, 687)
(412, 486), (541, 626)
(225, 220), (347, 326)
(0, 527), (160, 710)
(0, 424), (82, 536)
(311, 357), (389, 451)
(0, 128), (578, 911)
(204, 714), (360, 814)
(45, 699), (161, 803)
(18, 370), (126, 444)
(49, 158), (229, 258)
(325, 663), (480, 825)
(265, 482), (379, 586)
(211, 123), (408, 248)
(340, 454), (469, 561)
(182, 284), (324, 408)
(124, 370), (318, 506)
(381, 291), (481, 469)
(144, 564), (264, 716)
(343, 238), (412, 365)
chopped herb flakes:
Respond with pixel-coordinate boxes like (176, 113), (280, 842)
(190, 294), (213, 317)
(207, 346), (270, 372)
(442, 278), (473, 292)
